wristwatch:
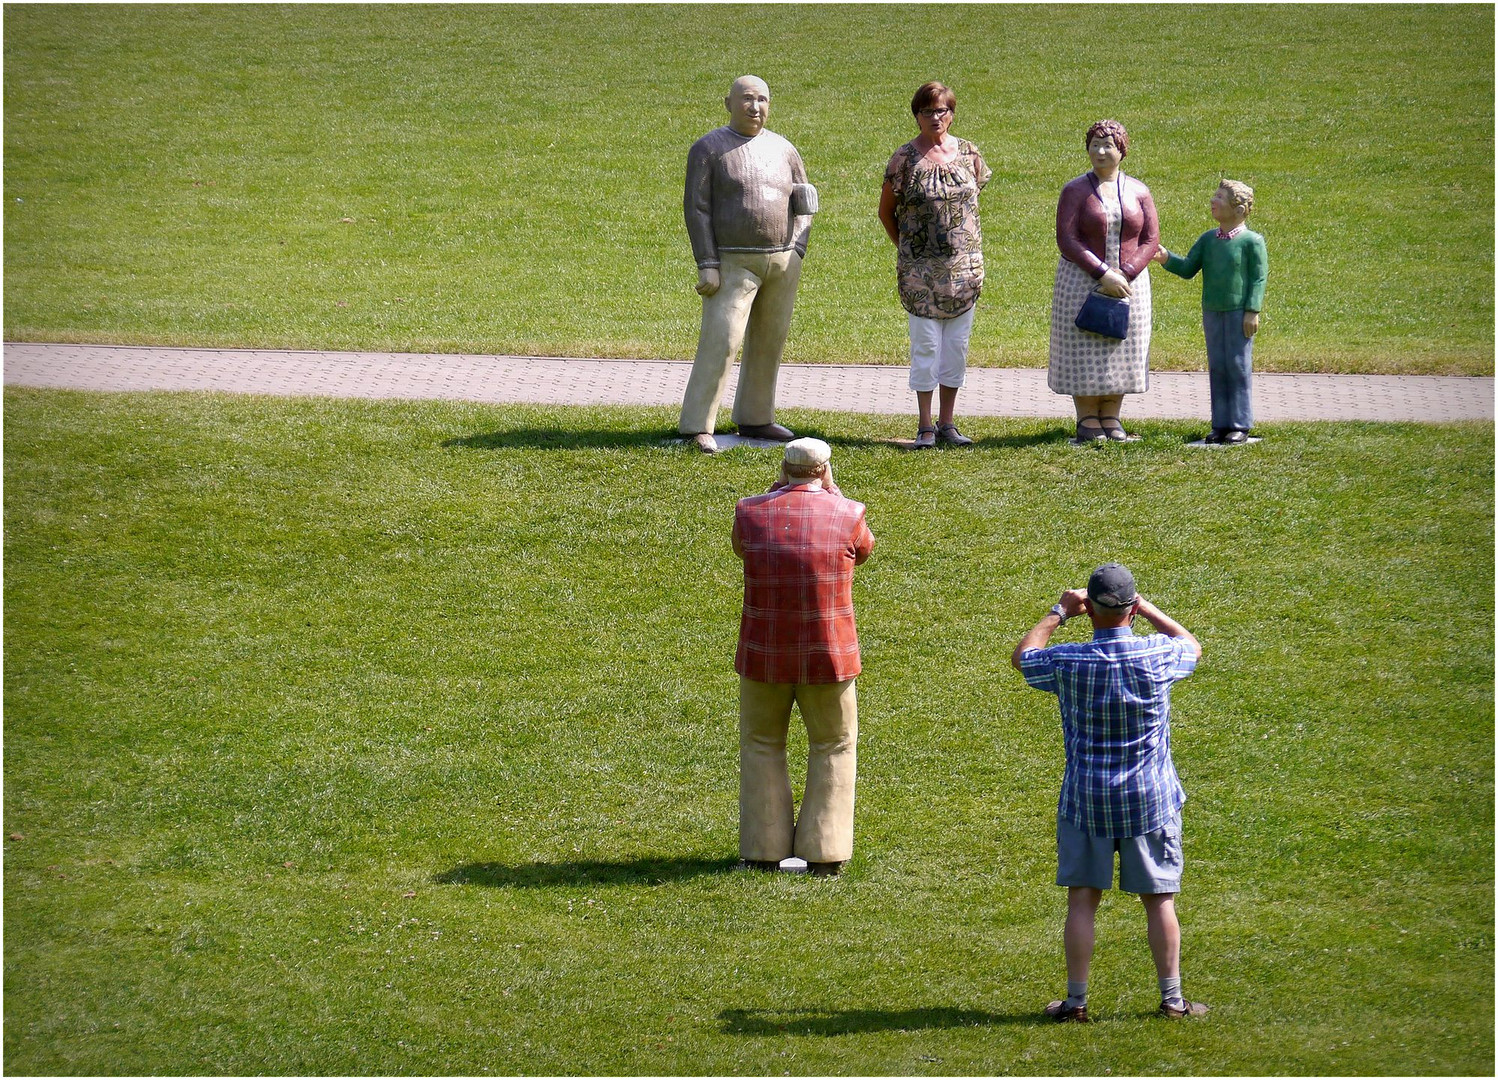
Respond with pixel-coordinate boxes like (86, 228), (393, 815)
(1049, 603), (1069, 624)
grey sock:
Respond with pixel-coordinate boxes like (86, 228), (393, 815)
(1065, 979), (1088, 1008)
(1159, 975), (1183, 1004)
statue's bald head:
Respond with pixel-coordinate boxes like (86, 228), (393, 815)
(730, 75), (769, 99)
(725, 75), (771, 136)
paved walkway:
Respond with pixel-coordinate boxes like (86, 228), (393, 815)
(3, 343), (1492, 422)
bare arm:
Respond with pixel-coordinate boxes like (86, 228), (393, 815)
(1011, 589), (1088, 670)
(1135, 596), (1201, 661)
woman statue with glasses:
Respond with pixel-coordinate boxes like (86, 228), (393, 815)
(878, 82), (990, 449)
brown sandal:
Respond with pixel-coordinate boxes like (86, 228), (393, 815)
(1044, 999), (1090, 1023)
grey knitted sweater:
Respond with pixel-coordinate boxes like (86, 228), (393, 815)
(684, 126), (813, 269)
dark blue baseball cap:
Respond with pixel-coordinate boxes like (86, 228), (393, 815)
(1087, 562), (1137, 609)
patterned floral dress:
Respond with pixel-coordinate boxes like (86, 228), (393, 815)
(885, 139), (991, 320)
(1048, 175), (1152, 395)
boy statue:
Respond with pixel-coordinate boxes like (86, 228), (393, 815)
(680, 76), (819, 454)
(1153, 180), (1268, 444)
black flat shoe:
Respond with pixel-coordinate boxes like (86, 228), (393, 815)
(1074, 415), (1106, 443)
(936, 422), (973, 447)
(736, 422), (796, 441)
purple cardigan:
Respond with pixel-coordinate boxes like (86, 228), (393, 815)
(1055, 172), (1160, 282)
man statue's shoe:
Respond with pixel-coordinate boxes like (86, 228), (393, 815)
(735, 422), (796, 442)
(1222, 430), (1249, 445)
(1044, 999), (1090, 1023)
(807, 860), (844, 877)
(688, 432), (720, 454)
(1202, 429), (1226, 444)
(1158, 998), (1209, 1019)
(737, 858), (780, 872)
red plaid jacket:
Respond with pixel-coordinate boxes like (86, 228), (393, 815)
(732, 481), (875, 684)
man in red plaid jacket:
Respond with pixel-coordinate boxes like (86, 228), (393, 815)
(731, 437), (875, 877)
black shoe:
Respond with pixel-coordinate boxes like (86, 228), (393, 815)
(735, 422), (796, 441)
(1074, 415), (1106, 443)
(807, 860), (845, 877)
(936, 422), (973, 447)
(1222, 429), (1249, 444)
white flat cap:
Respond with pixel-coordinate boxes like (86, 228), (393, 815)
(783, 437), (832, 469)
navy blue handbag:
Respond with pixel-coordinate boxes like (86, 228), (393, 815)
(1074, 290), (1131, 339)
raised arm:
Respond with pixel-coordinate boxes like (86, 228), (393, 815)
(1161, 232), (1207, 279)
(1011, 589), (1088, 670)
(1134, 596), (1201, 661)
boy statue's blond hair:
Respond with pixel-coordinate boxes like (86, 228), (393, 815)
(1218, 179), (1254, 216)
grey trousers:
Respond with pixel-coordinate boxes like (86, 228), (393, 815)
(679, 250), (802, 435)
(1203, 308), (1254, 431)
(738, 675), (857, 863)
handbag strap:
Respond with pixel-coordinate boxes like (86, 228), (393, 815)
(1085, 171), (1125, 291)
(1086, 170), (1124, 207)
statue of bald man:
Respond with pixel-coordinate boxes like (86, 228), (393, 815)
(681, 76), (819, 454)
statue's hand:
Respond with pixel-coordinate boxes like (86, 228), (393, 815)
(695, 267), (721, 296)
(1243, 311), (1260, 338)
(1096, 269), (1132, 298)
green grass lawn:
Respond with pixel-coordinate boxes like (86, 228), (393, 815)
(3, 4), (1492, 375)
(4, 388), (1492, 1075)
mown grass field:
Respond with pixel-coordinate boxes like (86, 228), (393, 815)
(4, 388), (1492, 1075)
(3, 4), (1493, 374)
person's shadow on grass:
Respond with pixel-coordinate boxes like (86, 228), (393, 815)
(442, 428), (674, 451)
(433, 856), (739, 887)
(717, 1006), (1036, 1035)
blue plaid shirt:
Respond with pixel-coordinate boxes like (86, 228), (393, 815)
(1020, 627), (1197, 837)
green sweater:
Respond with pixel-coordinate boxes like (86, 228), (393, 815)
(1162, 228), (1267, 312)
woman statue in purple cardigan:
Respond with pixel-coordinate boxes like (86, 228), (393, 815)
(1048, 120), (1160, 442)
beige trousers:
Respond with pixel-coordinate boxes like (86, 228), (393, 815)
(679, 249), (802, 434)
(738, 675), (857, 863)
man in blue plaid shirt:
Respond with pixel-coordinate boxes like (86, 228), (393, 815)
(1013, 562), (1208, 1022)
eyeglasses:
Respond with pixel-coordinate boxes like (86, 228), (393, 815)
(918, 107), (952, 119)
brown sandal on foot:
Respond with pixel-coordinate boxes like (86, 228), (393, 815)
(1044, 999), (1090, 1023)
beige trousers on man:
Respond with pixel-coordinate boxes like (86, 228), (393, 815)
(679, 249), (802, 435)
(739, 675), (857, 863)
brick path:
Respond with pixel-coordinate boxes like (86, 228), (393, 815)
(4, 343), (1492, 422)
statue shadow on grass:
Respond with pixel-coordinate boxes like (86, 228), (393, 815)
(717, 1006), (1036, 1036)
(442, 427), (1066, 453)
(433, 856), (740, 887)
